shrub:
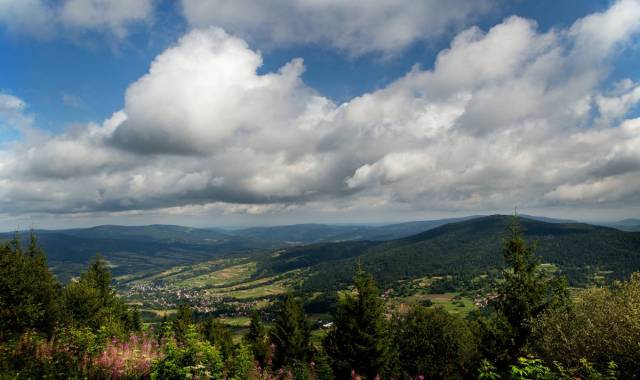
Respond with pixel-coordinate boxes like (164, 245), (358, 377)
(391, 306), (479, 379)
(91, 331), (161, 379)
(533, 273), (640, 377)
(150, 325), (224, 380)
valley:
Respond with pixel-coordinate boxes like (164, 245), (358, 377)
(3, 214), (640, 377)
(3, 215), (639, 339)
(23, 215), (625, 338)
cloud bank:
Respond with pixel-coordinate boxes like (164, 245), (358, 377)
(181, 0), (491, 55)
(0, 0), (152, 38)
(1, 0), (640, 220)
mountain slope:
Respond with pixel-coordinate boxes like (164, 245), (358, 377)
(230, 216), (479, 243)
(601, 219), (640, 232)
(61, 224), (231, 243)
(0, 226), (277, 282)
(258, 216), (640, 290)
(5, 216), (637, 286)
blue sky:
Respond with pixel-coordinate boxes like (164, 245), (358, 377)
(1, 0), (640, 229)
(1, 0), (622, 133)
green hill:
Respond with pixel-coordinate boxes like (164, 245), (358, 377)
(602, 219), (640, 232)
(62, 224), (231, 243)
(0, 225), (278, 282)
(229, 217), (479, 243)
(4, 216), (638, 288)
(259, 215), (640, 290)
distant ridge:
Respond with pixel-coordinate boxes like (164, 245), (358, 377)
(2, 215), (636, 284)
(258, 215), (640, 290)
(227, 216), (481, 243)
(0, 225), (276, 282)
(598, 219), (640, 232)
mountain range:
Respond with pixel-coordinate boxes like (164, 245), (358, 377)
(257, 215), (640, 290)
(1, 215), (639, 284)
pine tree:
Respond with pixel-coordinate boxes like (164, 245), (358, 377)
(0, 232), (61, 339)
(312, 347), (335, 380)
(269, 293), (311, 370)
(126, 306), (142, 331)
(324, 266), (391, 379)
(244, 311), (270, 368)
(231, 343), (255, 380)
(25, 232), (62, 336)
(202, 318), (235, 363)
(63, 255), (132, 334)
(85, 255), (113, 306)
(489, 216), (568, 365)
(173, 303), (194, 343)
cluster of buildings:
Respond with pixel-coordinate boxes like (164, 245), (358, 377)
(473, 292), (499, 308)
(119, 283), (264, 316)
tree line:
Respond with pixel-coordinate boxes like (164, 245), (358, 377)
(1, 217), (640, 378)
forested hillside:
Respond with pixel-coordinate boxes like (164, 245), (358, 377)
(259, 215), (640, 290)
(0, 218), (476, 281)
(2, 218), (640, 379)
(4, 215), (637, 287)
(229, 216), (478, 243)
(0, 226), (278, 282)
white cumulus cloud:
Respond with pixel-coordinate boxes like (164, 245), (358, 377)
(0, 0), (153, 38)
(2, 0), (640, 221)
(181, 0), (492, 55)
(0, 91), (34, 132)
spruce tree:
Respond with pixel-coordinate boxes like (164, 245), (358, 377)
(202, 318), (235, 363)
(63, 255), (132, 333)
(0, 233), (61, 339)
(26, 232), (62, 336)
(173, 303), (194, 343)
(63, 273), (103, 327)
(312, 347), (335, 380)
(244, 311), (270, 368)
(269, 293), (311, 370)
(324, 266), (391, 379)
(85, 255), (113, 306)
(487, 216), (568, 366)
(231, 343), (255, 379)
(126, 306), (142, 331)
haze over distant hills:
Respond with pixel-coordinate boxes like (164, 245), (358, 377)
(225, 216), (480, 243)
(1, 214), (639, 285)
(597, 219), (640, 232)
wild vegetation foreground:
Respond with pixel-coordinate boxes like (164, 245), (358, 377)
(1, 217), (640, 379)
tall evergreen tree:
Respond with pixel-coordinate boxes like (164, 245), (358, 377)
(312, 347), (335, 380)
(63, 255), (135, 334)
(269, 293), (311, 370)
(173, 303), (194, 343)
(85, 255), (113, 306)
(202, 318), (235, 363)
(324, 266), (391, 379)
(482, 216), (568, 367)
(244, 311), (270, 368)
(126, 306), (142, 331)
(0, 233), (61, 339)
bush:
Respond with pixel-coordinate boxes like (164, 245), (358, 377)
(533, 273), (640, 377)
(91, 331), (161, 379)
(150, 324), (224, 380)
(391, 306), (479, 379)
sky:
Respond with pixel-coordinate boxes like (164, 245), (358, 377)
(1, 0), (640, 230)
